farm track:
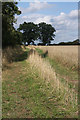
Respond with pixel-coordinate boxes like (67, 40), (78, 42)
(2, 47), (78, 118)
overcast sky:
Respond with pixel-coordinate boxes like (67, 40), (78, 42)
(14, 1), (78, 43)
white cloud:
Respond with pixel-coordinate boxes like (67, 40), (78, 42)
(35, 16), (52, 24)
(20, 0), (53, 14)
(14, 9), (78, 43)
(69, 9), (78, 19)
(50, 10), (78, 43)
(51, 10), (78, 31)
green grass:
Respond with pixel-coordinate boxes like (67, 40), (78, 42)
(36, 48), (78, 91)
(36, 48), (43, 55)
(2, 47), (78, 118)
(14, 47), (30, 62)
(35, 48), (44, 58)
(47, 57), (78, 90)
(3, 60), (77, 118)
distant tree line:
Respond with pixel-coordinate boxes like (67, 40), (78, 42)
(58, 39), (80, 45)
(46, 39), (79, 46)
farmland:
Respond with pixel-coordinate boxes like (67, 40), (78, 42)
(37, 46), (78, 70)
(2, 45), (78, 118)
(2, 1), (79, 119)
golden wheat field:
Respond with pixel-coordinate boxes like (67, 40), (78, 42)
(37, 46), (78, 69)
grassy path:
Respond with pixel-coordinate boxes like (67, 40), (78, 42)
(2, 48), (78, 118)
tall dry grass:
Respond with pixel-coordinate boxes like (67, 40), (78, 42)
(37, 46), (78, 70)
(28, 52), (78, 112)
(2, 45), (26, 70)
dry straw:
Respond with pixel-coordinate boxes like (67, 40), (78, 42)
(37, 46), (78, 70)
(28, 51), (78, 111)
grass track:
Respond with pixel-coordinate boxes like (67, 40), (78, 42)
(2, 48), (78, 118)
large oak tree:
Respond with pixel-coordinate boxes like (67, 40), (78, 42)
(18, 22), (39, 45)
(18, 22), (56, 45)
(38, 22), (56, 45)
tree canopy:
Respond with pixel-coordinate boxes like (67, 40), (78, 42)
(18, 22), (56, 45)
(18, 22), (39, 45)
(38, 22), (56, 45)
(2, 2), (56, 47)
(2, 2), (21, 47)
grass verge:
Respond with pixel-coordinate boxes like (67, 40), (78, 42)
(2, 47), (78, 118)
(2, 60), (78, 118)
(35, 48), (78, 91)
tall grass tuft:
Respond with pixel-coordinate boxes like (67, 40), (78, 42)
(2, 45), (27, 70)
(28, 51), (78, 114)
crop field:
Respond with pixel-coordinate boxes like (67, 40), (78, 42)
(2, 45), (78, 118)
(37, 46), (78, 70)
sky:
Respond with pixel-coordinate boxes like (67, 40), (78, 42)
(14, 1), (78, 44)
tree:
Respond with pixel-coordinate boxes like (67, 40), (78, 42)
(58, 39), (80, 45)
(14, 30), (23, 45)
(38, 22), (56, 45)
(18, 22), (39, 45)
(2, 2), (21, 47)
